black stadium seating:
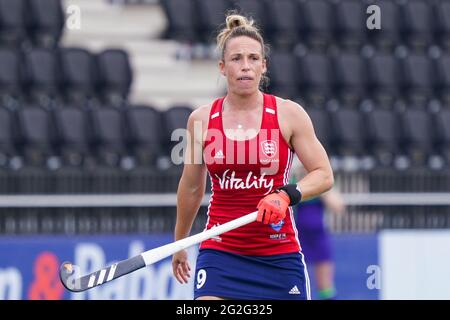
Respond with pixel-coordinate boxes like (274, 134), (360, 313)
(400, 108), (435, 167)
(334, 0), (367, 50)
(298, 0), (334, 51)
(160, 0), (198, 43)
(330, 107), (366, 159)
(305, 107), (332, 153)
(96, 49), (133, 108)
(59, 47), (98, 107)
(369, 0), (401, 51)
(16, 106), (56, 168)
(23, 48), (61, 108)
(268, 50), (299, 99)
(401, 0), (434, 51)
(332, 51), (368, 108)
(365, 108), (400, 167)
(296, 51), (334, 108)
(436, 53), (450, 106)
(0, 47), (23, 109)
(367, 51), (401, 107)
(0, 0), (27, 47)
(435, 0), (450, 51)
(162, 105), (193, 157)
(265, 0), (300, 49)
(89, 107), (127, 168)
(0, 107), (17, 169)
(52, 106), (92, 167)
(196, 0), (234, 44)
(27, 0), (65, 48)
(125, 105), (164, 167)
(433, 108), (450, 165)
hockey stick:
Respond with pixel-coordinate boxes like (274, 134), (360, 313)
(60, 211), (258, 292)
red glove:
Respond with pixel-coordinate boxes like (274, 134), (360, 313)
(256, 190), (290, 224)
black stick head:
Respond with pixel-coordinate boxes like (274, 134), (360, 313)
(59, 261), (82, 292)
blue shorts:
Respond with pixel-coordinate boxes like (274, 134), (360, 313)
(194, 249), (311, 300)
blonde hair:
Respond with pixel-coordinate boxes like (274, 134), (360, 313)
(216, 12), (269, 88)
(216, 12), (266, 60)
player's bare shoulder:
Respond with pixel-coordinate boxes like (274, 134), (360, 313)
(275, 96), (310, 136)
(186, 103), (214, 145)
(189, 104), (212, 125)
(275, 96), (307, 118)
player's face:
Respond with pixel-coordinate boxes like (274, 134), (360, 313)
(220, 36), (267, 95)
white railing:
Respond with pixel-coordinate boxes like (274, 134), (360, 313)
(0, 193), (448, 207)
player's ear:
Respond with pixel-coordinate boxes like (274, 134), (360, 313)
(262, 58), (267, 74)
(219, 59), (226, 76)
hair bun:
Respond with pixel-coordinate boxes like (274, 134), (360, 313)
(225, 14), (253, 30)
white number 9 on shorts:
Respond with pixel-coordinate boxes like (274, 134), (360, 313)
(196, 269), (207, 289)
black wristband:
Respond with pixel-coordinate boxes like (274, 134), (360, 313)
(277, 184), (302, 206)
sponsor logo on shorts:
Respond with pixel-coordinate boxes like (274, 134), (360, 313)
(289, 285), (300, 295)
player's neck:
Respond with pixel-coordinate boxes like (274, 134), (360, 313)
(223, 91), (263, 113)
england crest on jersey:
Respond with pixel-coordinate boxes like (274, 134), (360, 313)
(261, 140), (277, 158)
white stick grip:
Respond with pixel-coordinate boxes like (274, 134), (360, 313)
(141, 211), (258, 265)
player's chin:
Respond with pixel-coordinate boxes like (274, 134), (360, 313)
(233, 84), (258, 96)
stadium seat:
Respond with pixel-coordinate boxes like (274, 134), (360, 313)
(333, 0), (367, 50)
(401, 0), (434, 51)
(23, 48), (61, 109)
(0, 107), (19, 169)
(400, 108), (435, 168)
(264, 0), (300, 50)
(333, 51), (368, 108)
(305, 107), (332, 154)
(0, 0), (27, 47)
(368, 0), (401, 51)
(53, 106), (92, 167)
(0, 48), (23, 110)
(330, 108), (367, 171)
(400, 52), (435, 107)
(52, 106), (93, 193)
(59, 47), (98, 107)
(196, 0), (233, 44)
(297, 51), (333, 108)
(125, 105), (166, 192)
(160, 0), (199, 43)
(162, 105), (192, 162)
(96, 49), (133, 108)
(89, 107), (128, 168)
(367, 52), (401, 108)
(434, 0), (450, 51)
(298, 0), (334, 51)
(435, 53), (450, 107)
(232, 0), (267, 34)
(27, 0), (65, 48)
(365, 108), (400, 168)
(89, 107), (130, 192)
(125, 105), (163, 168)
(433, 108), (450, 167)
(16, 106), (57, 168)
(268, 50), (299, 100)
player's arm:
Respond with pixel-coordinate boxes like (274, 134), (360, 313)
(256, 101), (334, 225)
(173, 108), (207, 284)
(175, 109), (207, 241)
(288, 101), (334, 201)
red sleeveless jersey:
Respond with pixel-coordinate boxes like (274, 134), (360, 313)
(200, 93), (301, 255)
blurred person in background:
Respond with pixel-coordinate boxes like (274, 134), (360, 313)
(171, 12), (334, 300)
(291, 157), (345, 300)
